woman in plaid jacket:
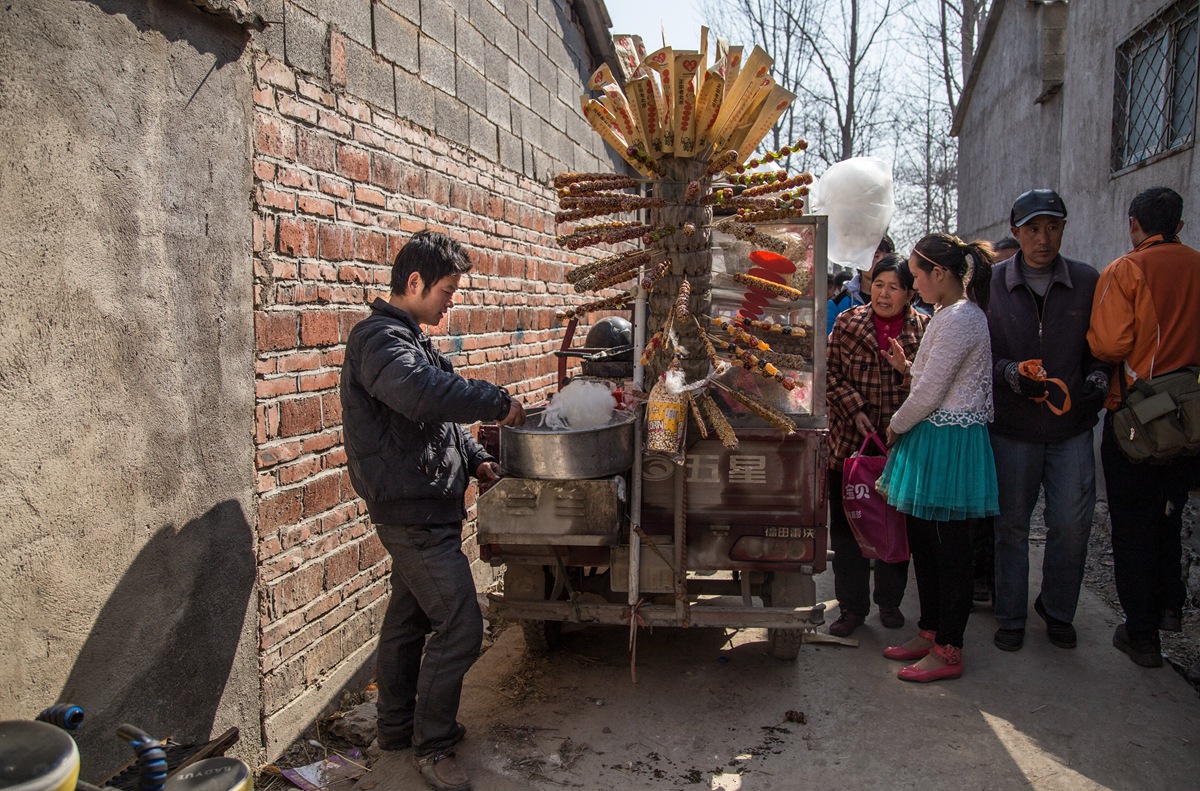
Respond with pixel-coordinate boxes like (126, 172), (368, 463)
(825, 255), (930, 637)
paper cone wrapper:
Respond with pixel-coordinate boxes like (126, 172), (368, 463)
(643, 47), (674, 153)
(671, 51), (701, 158)
(728, 84), (796, 164)
(708, 46), (771, 157)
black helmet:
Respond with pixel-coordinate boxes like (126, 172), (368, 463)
(1010, 189), (1067, 227)
(584, 316), (632, 350)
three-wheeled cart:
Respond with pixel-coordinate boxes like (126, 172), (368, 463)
(478, 217), (831, 660)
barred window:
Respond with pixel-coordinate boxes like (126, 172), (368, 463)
(1112, 0), (1199, 172)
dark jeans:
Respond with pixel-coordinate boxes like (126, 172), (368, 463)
(375, 523), (483, 757)
(970, 517), (994, 590)
(1100, 414), (1197, 642)
(908, 516), (974, 648)
(828, 468), (909, 616)
(990, 431), (1096, 628)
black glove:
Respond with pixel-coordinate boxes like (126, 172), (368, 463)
(1005, 361), (1048, 399)
(1079, 370), (1109, 413)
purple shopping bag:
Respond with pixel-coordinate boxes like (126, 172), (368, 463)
(842, 433), (909, 563)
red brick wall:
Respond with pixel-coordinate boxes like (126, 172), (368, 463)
(249, 0), (618, 745)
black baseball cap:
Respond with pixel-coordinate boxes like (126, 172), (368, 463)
(1011, 189), (1068, 227)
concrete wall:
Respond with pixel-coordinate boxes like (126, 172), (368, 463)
(956, 0), (1064, 246)
(0, 0), (260, 776)
(957, 0), (1200, 267)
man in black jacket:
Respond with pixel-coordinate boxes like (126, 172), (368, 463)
(341, 230), (524, 791)
(987, 190), (1109, 654)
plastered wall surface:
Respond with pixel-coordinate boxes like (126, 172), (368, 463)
(958, 0), (1199, 265)
(0, 0), (260, 775)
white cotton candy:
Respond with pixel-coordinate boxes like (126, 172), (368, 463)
(542, 380), (617, 430)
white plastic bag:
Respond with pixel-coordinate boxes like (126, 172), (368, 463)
(808, 157), (895, 271)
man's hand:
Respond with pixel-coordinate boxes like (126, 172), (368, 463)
(476, 461), (504, 483)
(498, 399), (526, 427)
(1079, 370), (1110, 413)
(854, 412), (876, 438)
(1006, 361), (1048, 399)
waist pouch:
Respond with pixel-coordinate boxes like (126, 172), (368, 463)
(1113, 366), (1200, 463)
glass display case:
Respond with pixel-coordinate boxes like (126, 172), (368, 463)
(708, 217), (828, 430)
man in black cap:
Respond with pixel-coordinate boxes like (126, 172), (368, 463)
(985, 189), (1110, 653)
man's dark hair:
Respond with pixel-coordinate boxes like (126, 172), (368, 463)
(832, 271), (853, 288)
(993, 236), (1019, 252)
(391, 229), (472, 295)
(877, 233), (895, 255)
(1128, 187), (1183, 239)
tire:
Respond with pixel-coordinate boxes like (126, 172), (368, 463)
(506, 564), (564, 653)
(765, 571), (816, 661)
(522, 619), (562, 653)
(766, 628), (803, 660)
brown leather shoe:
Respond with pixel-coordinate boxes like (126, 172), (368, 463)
(828, 610), (864, 637)
(414, 750), (471, 791)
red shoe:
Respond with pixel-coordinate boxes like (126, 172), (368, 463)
(883, 629), (936, 661)
(898, 643), (963, 683)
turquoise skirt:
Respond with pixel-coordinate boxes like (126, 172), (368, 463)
(876, 420), (999, 521)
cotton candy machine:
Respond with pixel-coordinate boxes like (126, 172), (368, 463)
(478, 407), (636, 548)
(500, 408), (637, 480)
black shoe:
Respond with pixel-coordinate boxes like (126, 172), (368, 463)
(1160, 607), (1183, 633)
(1113, 624), (1163, 668)
(994, 627), (1025, 651)
(878, 606), (905, 629)
(1034, 595), (1077, 649)
(380, 723), (466, 752)
(972, 576), (992, 603)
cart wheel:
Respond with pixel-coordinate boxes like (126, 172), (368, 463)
(765, 571), (816, 661)
(522, 619), (562, 653)
(505, 564), (565, 653)
(766, 627), (803, 660)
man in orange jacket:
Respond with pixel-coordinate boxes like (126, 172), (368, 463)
(1088, 187), (1200, 669)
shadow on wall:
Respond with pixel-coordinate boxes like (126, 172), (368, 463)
(57, 500), (256, 778)
(86, 0), (255, 63)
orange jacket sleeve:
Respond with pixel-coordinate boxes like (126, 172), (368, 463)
(1087, 259), (1139, 364)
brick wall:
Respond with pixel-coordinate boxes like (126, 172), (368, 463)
(248, 0), (620, 753)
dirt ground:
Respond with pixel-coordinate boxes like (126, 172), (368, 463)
(268, 495), (1200, 791)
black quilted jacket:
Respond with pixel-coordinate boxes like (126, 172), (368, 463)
(340, 298), (505, 524)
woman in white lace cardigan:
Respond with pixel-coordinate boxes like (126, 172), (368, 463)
(875, 233), (1001, 683)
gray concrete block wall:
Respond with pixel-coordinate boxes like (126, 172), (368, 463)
(958, 0), (1200, 264)
(257, 0), (616, 182)
(374, 3), (420, 72)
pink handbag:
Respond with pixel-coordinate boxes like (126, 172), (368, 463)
(842, 434), (909, 563)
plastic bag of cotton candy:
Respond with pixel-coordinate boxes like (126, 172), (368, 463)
(542, 380), (618, 430)
(808, 156), (895, 271)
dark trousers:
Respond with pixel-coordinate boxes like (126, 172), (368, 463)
(1100, 414), (1197, 642)
(970, 517), (994, 589)
(828, 467), (909, 616)
(375, 523), (483, 757)
(908, 516), (974, 648)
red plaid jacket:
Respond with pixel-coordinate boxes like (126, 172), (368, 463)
(826, 304), (929, 468)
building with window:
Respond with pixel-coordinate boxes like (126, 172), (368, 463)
(954, 0), (1199, 267)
